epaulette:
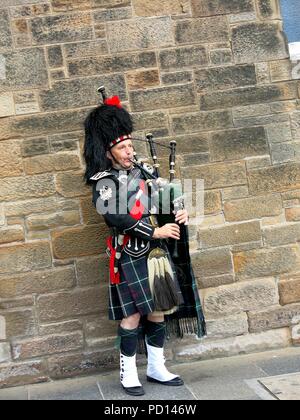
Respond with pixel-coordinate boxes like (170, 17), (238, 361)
(90, 170), (112, 181)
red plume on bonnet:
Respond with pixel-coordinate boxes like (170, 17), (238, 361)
(104, 96), (122, 108)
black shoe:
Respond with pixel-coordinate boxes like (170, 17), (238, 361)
(147, 376), (184, 386)
(122, 385), (145, 396)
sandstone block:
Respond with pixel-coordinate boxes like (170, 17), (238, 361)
(0, 174), (55, 202)
(248, 304), (300, 332)
(49, 132), (81, 152)
(234, 113), (290, 129)
(222, 186), (249, 201)
(224, 194), (282, 222)
(51, 0), (93, 11)
(234, 245), (300, 280)
(248, 163), (300, 194)
(12, 332), (84, 360)
(175, 17), (229, 44)
(85, 314), (116, 345)
(257, 0), (281, 19)
(199, 221), (261, 249)
(270, 59), (292, 82)
(201, 82), (297, 110)
(0, 242), (52, 275)
(204, 190), (222, 214)
(206, 313), (248, 339)
(0, 10), (12, 49)
(107, 17), (174, 53)
(48, 347), (118, 379)
(210, 126), (268, 162)
(2, 309), (35, 338)
(80, 197), (104, 225)
(232, 22), (288, 63)
(22, 137), (49, 157)
(76, 255), (109, 286)
(198, 274), (235, 289)
(210, 49), (232, 65)
(4, 197), (58, 217)
(195, 64), (256, 93)
(64, 39), (108, 59)
(174, 328), (290, 362)
(93, 0), (131, 8)
(191, 0), (253, 17)
(159, 46), (207, 70)
(37, 287), (107, 322)
(285, 208), (300, 222)
(94, 6), (132, 21)
(266, 122), (293, 144)
(26, 211), (80, 231)
(279, 274), (300, 305)
(0, 297), (34, 311)
(203, 278), (278, 316)
(172, 110), (233, 134)
(0, 360), (48, 389)
(2, 109), (91, 139)
(271, 142), (299, 164)
(246, 156), (271, 170)
(10, 4), (51, 18)
(0, 267), (75, 299)
(68, 51), (157, 77)
(0, 140), (23, 177)
(263, 223), (300, 247)
(24, 153), (80, 175)
(133, 0), (188, 16)
(161, 71), (193, 86)
(52, 224), (108, 259)
(191, 248), (233, 280)
(40, 74), (126, 111)
(131, 111), (168, 132)
(0, 93), (14, 117)
(31, 13), (93, 45)
(126, 69), (160, 90)
(0, 48), (48, 91)
(130, 84), (195, 112)
(55, 171), (90, 198)
(47, 45), (63, 68)
(0, 226), (24, 245)
(183, 162), (246, 189)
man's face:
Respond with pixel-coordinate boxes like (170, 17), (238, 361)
(107, 139), (134, 170)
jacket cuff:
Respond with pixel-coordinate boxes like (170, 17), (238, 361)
(124, 220), (155, 241)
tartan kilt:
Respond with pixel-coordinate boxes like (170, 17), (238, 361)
(108, 240), (182, 321)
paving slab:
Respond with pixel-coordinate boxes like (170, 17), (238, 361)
(0, 386), (28, 400)
(259, 373), (300, 400)
(28, 376), (102, 400)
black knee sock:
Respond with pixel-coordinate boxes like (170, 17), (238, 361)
(145, 320), (166, 348)
(118, 326), (139, 357)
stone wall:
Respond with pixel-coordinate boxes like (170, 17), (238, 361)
(0, 0), (300, 388)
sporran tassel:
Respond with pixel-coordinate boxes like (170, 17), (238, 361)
(147, 248), (179, 313)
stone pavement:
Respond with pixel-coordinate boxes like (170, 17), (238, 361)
(0, 347), (300, 400)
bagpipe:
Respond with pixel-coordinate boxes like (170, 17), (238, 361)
(98, 86), (206, 336)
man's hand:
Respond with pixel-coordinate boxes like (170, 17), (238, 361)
(153, 223), (180, 240)
(175, 209), (189, 225)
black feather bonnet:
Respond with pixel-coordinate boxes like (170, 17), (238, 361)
(84, 96), (133, 184)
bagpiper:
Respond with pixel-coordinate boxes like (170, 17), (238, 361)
(84, 89), (206, 397)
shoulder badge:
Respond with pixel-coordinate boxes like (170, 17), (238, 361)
(90, 170), (112, 181)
